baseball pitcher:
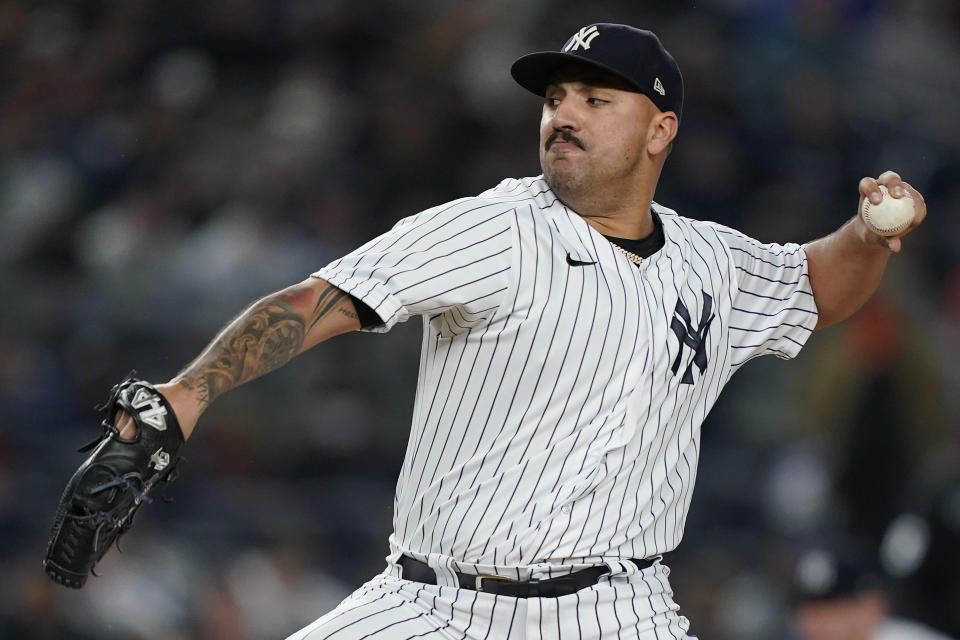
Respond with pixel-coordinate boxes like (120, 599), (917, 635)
(44, 23), (926, 639)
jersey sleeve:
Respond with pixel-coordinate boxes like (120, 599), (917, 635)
(312, 199), (514, 333)
(711, 224), (819, 366)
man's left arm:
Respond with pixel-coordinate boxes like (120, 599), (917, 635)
(804, 171), (927, 330)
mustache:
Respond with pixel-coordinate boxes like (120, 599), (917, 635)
(545, 130), (585, 151)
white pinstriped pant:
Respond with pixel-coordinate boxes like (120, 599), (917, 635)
(285, 559), (695, 640)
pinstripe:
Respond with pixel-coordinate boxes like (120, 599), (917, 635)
(728, 246), (804, 268)
(737, 288), (810, 302)
(733, 265), (811, 287)
(381, 225), (511, 286)
(305, 589), (403, 640)
(635, 269), (665, 558)
(375, 204), (504, 261)
(731, 335), (806, 349)
(731, 305), (814, 317)
(591, 588), (602, 638)
(538, 599), (546, 640)
(309, 593), (406, 640)
(649, 570), (682, 640)
(610, 579), (626, 639)
(625, 582), (643, 639)
(357, 612), (430, 639)
(711, 226), (804, 256)
(392, 245), (510, 299)
(635, 575), (662, 640)
(478, 594), (502, 640)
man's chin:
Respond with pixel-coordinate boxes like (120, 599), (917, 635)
(543, 166), (587, 196)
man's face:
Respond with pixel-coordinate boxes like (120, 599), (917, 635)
(539, 67), (657, 198)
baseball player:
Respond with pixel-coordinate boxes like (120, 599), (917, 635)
(44, 23), (927, 639)
(790, 540), (956, 640)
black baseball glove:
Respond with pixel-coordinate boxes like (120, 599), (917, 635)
(43, 373), (184, 588)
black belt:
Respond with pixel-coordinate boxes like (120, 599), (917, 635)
(397, 555), (657, 598)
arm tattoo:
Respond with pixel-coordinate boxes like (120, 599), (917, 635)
(178, 283), (351, 408)
(309, 285), (349, 330)
(179, 300), (306, 407)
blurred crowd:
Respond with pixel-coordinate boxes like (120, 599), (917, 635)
(2, 0), (959, 638)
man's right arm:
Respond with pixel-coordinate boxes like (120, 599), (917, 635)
(118, 277), (362, 439)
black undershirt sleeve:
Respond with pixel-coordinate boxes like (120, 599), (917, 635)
(349, 295), (384, 329)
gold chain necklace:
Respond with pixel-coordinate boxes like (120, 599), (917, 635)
(610, 242), (644, 265)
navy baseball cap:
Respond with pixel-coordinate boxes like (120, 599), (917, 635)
(791, 542), (884, 603)
(511, 23), (684, 121)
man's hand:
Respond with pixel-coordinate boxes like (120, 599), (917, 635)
(806, 170), (927, 329)
(115, 382), (204, 441)
(857, 170), (927, 253)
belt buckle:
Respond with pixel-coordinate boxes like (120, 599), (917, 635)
(475, 574), (514, 592)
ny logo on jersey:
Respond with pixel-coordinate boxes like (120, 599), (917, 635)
(671, 292), (715, 385)
(564, 25), (600, 52)
(131, 387), (168, 431)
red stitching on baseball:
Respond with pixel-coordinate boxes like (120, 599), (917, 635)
(862, 198), (912, 235)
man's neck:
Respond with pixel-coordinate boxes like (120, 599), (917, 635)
(578, 205), (655, 240)
(547, 165), (662, 240)
(558, 186), (656, 240)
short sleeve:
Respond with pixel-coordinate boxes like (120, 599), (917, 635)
(712, 224), (819, 366)
(312, 198), (514, 333)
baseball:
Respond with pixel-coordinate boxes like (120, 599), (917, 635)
(860, 185), (915, 237)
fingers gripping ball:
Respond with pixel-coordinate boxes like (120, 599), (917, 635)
(860, 185), (915, 237)
(43, 374), (184, 588)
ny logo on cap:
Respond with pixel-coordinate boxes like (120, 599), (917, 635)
(564, 25), (600, 52)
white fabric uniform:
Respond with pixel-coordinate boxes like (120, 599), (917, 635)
(874, 618), (957, 640)
(292, 176), (818, 639)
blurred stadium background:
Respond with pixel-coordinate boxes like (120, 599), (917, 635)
(2, 0), (959, 638)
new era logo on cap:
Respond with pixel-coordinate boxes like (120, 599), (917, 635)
(510, 23), (684, 121)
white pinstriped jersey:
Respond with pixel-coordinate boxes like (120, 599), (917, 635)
(313, 175), (818, 572)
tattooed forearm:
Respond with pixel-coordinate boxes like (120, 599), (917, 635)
(178, 299), (307, 408)
(175, 282), (357, 409)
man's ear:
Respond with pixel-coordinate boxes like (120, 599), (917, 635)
(648, 112), (679, 156)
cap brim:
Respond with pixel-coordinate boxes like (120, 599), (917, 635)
(510, 51), (643, 97)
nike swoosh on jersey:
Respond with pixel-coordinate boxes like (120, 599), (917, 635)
(566, 253), (597, 267)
